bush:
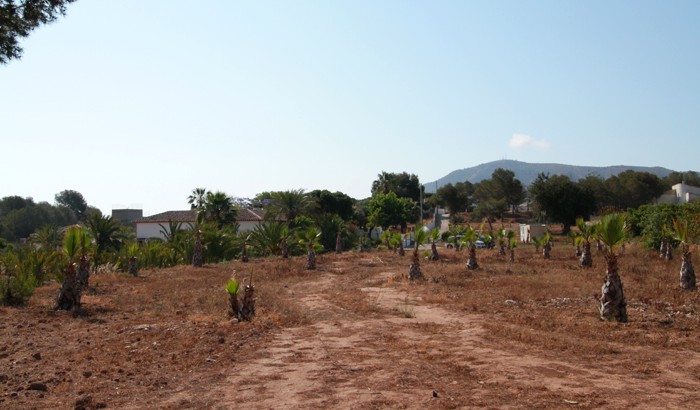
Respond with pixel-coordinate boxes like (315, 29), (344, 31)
(0, 252), (38, 306)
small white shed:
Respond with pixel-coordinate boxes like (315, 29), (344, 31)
(519, 224), (547, 243)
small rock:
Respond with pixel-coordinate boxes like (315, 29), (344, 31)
(10, 392), (18, 397)
(32, 352), (42, 360)
(432, 390), (439, 397)
(28, 382), (47, 392)
(82, 371), (92, 378)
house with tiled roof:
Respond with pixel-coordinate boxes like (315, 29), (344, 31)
(134, 209), (266, 240)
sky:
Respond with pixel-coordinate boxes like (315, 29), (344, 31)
(2, 0), (699, 216)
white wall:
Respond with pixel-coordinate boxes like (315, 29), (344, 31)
(137, 220), (260, 240)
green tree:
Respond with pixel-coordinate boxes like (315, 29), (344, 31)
(371, 171), (422, 202)
(664, 171), (700, 188)
(367, 192), (415, 233)
(54, 189), (87, 220)
(604, 171), (666, 210)
(529, 173), (596, 233)
(187, 187), (209, 212)
(0, 0), (76, 64)
(309, 190), (355, 221)
(435, 181), (474, 216)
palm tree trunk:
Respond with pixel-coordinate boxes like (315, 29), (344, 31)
(280, 238), (289, 258)
(408, 250), (423, 280)
(430, 242), (439, 261)
(128, 256), (138, 276)
(599, 253), (627, 322)
(77, 255), (90, 290)
(335, 230), (342, 254)
(509, 248), (515, 263)
(543, 242), (551, 259)
(306, 246), (316, 270)
(466, 245), (478, 270)
(665, 246), (673, 261)
(679, 249), (696, 290)
(229, 293), (240, 319)
(660, 239), (668, 259)
(57, 263), (80, 311)
(579, 241), (592, 268)
(239, 285), (255, 321)
(192, 230), (203, 267)
(398, 240), (405, 256)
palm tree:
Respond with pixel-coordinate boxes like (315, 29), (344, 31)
(86, 213), (127, 270)
(187, 188), (208, 210)
(596, 213), (629, 322)
(201, 191), (237, 227)
(428, 228), (440, 261)
(576, 218), (595, 268)
(508, 238), (517, 263)
(249, 221), (290, 257)
(298, 227), (322, 270)
(673, 218), (696, 290)
(127, 243), (139, 276)
(56, 226), (88, 310)
(408, 225), (428, 280)
(660, 224), (673, 261)
(462, 226), (480, 270)
(395, 232), (406, 256)
(496, 229), (507, 257)
(266, 189), (314, 224)
(542, 230), (552, 259)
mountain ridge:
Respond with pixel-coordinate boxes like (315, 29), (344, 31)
(425, 160), (676, 193)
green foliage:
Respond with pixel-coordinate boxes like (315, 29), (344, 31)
(297, 226), (323, 252)
(249, 222), (296, 256)
(225, 277), (239, 296)
(529, 173), (596, 232)
(308, 190), (355, 221)
(368, 192), (416, 230)
(200, 222), (241, 263)
(200, 191), (238, 227)
(0, 252), (37, 305)
(54, 189), (88, 220)
(263, 189), (315, 222)
(435, 181), (474, 216)
(0, 0), (76, 64)
(86, 212), (128, 268)
(412, 224), (428, 255)
(0, 196), (77, 242)
(626, 203), (692, 249)
(595, 213), (629, 253)
(371, 171), (422, 202)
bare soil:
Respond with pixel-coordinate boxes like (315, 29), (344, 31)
(2, 243), (700, 409)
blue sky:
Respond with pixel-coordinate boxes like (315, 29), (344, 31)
(2, 0), (698, 215)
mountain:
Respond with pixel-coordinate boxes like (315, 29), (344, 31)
(425, 160), (674, 193)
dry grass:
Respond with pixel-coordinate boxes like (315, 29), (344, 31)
(2, 239), (699, 408)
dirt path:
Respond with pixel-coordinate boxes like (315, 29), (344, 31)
(166, 270), (700, 409)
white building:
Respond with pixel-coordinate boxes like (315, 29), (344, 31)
(134, 209), (266, 240)
(519, 224), (547, 243)
(656, 182), (700, 204)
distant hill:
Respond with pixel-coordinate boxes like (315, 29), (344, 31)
(425, 160), (674, 193)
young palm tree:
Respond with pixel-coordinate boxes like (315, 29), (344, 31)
(57, 226), (87, 310)
(429, 228), (440, 261)
(576, 217), (595, 268)
(496, 229), (507, 257)
(508, 238), (517, 263)
(127, 243), (139, 276)
(225, 277), (240, 319)
(463, 226), (480, 270)
(298, 227), (322, 270)
(596, 213), (629, 322)
(187, 187), (209, 210)
(673, 218), (696, 290)
(201, 191), (237, 227)
(542, 230), (552, 259)
(408, 225), (428, 280)
(396, 233), (406, 256)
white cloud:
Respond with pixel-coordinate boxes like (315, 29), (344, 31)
(508, 134), (551, 150)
